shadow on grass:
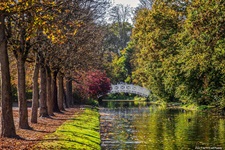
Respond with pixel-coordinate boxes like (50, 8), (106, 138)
(57, 130), (100, 145)
(35, 138), (96, 149)
(33, 108), (101, 149)
(66, 123), (99, 131)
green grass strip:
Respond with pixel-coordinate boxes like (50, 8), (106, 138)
(33, 108), (101, 150)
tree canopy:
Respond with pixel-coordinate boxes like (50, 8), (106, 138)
(131, 0), (225, 109)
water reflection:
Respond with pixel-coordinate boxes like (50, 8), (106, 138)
(100, 101), (225, 150)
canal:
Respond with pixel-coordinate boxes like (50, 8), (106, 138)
(100, 101), (225, 150)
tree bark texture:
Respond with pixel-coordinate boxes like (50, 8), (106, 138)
(46, 67), (54, 116)
(17, 54), (30, 129)
(58, 74), (65, 111)
(63, 87), (69, 108)
(31, 53), (39, 123)
(0, 14), (16, 137)
(52, 71), (60, 112)
(66, 79), (73, 107)
(0, 64), (2, 107)
(39, 65), (48, 117)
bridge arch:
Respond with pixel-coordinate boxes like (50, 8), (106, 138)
(109, 83), (150, 97)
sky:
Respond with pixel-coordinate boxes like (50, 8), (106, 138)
(113, 0), (140, 8)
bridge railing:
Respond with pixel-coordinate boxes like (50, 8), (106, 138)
(109, 83), (150, 97)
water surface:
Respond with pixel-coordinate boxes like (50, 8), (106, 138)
(100, 101), (225, 150)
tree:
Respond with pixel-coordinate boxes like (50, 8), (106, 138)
(109, 42), (134, 83)
(0, 64), (1, 106)
(39, 54), (49, 117)
(105, 4), (133, 54)
(7, 0), (48, 129)
(176, 0), (225, 106)
(0, 2), (16, 137)
(138, 0), (154, 9)
(103, 21), (132, 54)
(132, 0), (188, 101)
(31, 53), (39, 123)
(56, 0), (111, 105)
(46, 66), (53, 115)
(58, 73), (65, 111)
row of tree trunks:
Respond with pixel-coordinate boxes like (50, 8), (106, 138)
(0, 14), (16, 137)
(31, 58), (74, 122)
(13, 51), (74, 126)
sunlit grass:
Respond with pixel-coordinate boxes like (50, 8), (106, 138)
(33, 108), (100, 150)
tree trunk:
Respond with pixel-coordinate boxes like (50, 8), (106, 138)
(46, 67), (54, 116)
(0, 14), (16, 137)
(39, 65), (48, 117)
(66, 79), (73, 107)
(52, 71), (60, 112)
(0, 64), (2, 107)
(58, 74), (65, 111)
(31, 53), (39, 123)
(63, 87), (69, 108)
(17, 54), (30, 129)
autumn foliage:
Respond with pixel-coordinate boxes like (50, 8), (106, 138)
(76, 70), (111, 99)
(1, 0), (111, 138)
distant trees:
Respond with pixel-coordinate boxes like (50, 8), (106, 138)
(103, 4), (133, 83)
(110, 42), (134, 83)
(138, 0), (154, 9)
(104, 4), (132, 54)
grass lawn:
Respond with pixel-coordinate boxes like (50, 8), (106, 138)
(33, 108), (101, 150)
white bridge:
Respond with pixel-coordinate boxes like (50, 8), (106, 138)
(109, 83), (150, 97)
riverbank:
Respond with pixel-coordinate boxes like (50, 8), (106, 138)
(147, 101), (225, 117)
(165, 102), (225, 116)
(33, 107), (101, 150)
